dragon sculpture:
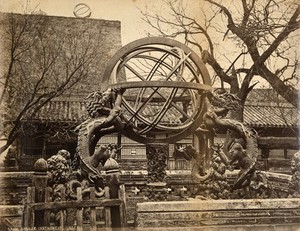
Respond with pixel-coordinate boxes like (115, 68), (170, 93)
(178, 89), (259, 193)
(198, 88), (258, 158)
(69, 88), (124, 197)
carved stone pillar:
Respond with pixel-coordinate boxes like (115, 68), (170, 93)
(104, 158), (124, 227)
(146, 143), (168, 201)
(32, 158), (48, 227)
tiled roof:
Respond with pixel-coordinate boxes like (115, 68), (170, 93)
(246, 89), (299, 106)
(32, 98), (299, 128)
(243, 89), (299, 127)
(33, 100), (88, 122)
(244, 105), (298, 128)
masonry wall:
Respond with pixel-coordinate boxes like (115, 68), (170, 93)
(49, 14), (122, 93)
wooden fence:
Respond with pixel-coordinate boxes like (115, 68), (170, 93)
(23, 185), (127, 230)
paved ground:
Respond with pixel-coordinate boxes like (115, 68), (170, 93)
(133, 224), (300, 231)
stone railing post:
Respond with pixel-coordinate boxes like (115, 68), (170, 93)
(104, 158), (123, 227)
(32, 158), (48, 227)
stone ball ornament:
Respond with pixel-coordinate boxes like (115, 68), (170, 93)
(103, 37), (212, 144)
(34, 158), (48, 172)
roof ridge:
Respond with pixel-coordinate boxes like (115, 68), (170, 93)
(244, 103), (295, 108)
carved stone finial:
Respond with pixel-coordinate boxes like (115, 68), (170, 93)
(34, 158), (48, 172)
(103, 158), (119, 174)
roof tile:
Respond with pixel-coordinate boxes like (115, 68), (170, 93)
(33, 99), (299, 128)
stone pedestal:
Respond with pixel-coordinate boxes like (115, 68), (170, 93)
(146, 144), (168, 201)
(136, 198), (300, 227)
(3, 146), (19, 171)
(146, 182), (168, 201)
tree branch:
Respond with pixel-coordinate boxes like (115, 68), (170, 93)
(201, 50), (232, 83)
(258, 4), (300, 64)
(205, 0), (236, 28)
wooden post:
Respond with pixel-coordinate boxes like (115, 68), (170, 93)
(59, 187), (66, 231)
(32, 158), (48, 228)
(44, 187), (51, 226)
(118, 184), (127, 227)
(76, 187), (83, 231)
(90, 187), (97, 230)
(104, 186), (111, 228)
(261, 148), (270, 171)
(24, 187), (35, 227)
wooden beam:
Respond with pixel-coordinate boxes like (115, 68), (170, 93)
(31, 199), (122, 211)
(257, 137), (299, 149)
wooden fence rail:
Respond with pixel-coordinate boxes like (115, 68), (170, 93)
(22, 158), (127, 230)
(23, 185), (126, 230)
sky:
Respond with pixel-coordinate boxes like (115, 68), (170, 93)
(0, 0), (298, 89)
(0, 0), (178, 45)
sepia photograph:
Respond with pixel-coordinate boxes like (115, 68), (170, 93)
(0, 0), (299, 230)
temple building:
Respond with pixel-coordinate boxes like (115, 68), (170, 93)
(7, 88), (300, 174)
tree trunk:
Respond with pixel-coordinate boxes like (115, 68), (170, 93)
(228, 77), (245, 122)
(0, 130), (18, 155)
(0, 142), (11, 155)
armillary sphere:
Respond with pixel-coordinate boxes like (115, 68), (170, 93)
(103, 37), (212, 144)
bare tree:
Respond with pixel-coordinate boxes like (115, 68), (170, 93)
(0, 13), (99, 154)
(141, 0), (299, 121)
